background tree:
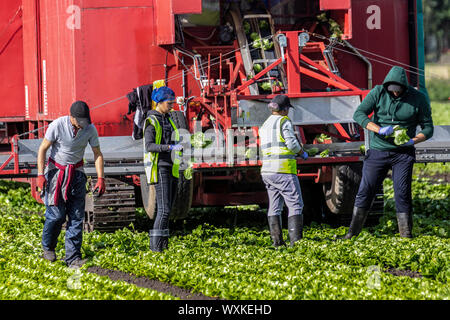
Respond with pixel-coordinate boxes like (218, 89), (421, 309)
(423, 0), (450, 62)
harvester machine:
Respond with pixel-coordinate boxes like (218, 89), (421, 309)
(1, 0), (449, 231)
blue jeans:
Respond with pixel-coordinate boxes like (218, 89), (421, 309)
(261, 173), (304, 217)
(355, 148), (415, 213)
(42, 170), (87, 265)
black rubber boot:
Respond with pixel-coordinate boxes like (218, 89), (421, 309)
(42, 250), (56, 262)
(288, 214), (303, 247)
(396, 212), (413, 238)
(267, 215), (286, 248)
(160, 236), (169, 251)
(342, 207), (369, 239)
(149, 229), (169, 252)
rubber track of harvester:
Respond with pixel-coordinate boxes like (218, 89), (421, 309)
(85, 177), (136, 232)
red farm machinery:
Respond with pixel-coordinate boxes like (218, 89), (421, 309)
(1, 0), (449, 231)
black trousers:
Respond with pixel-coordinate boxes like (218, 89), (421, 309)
(152, 166), (178, 232)
(355, 148), (415, 213)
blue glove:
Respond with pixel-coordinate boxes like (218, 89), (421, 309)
(378, 126), (394, 136)
(401, 139), (414, 147)
(169, 144), (183, 151)
(300, 151), (308, 160)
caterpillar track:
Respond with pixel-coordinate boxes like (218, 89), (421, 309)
(84, 177), (136, 232)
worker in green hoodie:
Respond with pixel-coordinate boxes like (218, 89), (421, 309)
(344, 66), (434, 239)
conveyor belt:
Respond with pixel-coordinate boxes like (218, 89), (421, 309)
(0, 126), (449, 177)
(300, 126), (450, 163)
(0, 136), (145, 176)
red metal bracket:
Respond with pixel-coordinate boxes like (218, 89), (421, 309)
(300, 53), (360, 91)
(236, 58), (282, 93)
(333, 123), (352, 141)
(0, 135), (31, 175)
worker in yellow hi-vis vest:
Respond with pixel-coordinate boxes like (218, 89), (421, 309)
(143, 86), (182, 252)
(259, 95), (308, 247)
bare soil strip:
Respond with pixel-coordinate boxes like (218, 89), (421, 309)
(384, 268), (423, 278)
(86, 266), (222, 300)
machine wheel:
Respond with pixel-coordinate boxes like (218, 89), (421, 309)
(323, 163), (362, 216)
(170, 171), (194, 220)
(300, 180), (327, 225)
(169, 110), (193, 220)
(322, 164), (384, 226)
(139, 172), (193, 221)
(139, 174), (157, 219)
(84, 177), (136, 232)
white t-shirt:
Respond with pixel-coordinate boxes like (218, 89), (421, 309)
(44, 116), (99, 165)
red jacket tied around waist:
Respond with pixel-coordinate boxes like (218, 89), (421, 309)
(47, 158), (84, 206)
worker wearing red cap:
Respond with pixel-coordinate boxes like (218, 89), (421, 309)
(37, 101), (105, 268)
(259, 95), (308, 247)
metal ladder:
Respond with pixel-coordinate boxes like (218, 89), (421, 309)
(228, 4), (286, 95)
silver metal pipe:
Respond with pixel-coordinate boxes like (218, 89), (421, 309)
(342, 39), (373, 89)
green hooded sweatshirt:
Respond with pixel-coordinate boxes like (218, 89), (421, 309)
(353, 66), (434, 151)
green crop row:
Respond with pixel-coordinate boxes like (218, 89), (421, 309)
(0, 179), (448, 300)
(0, 180), (45, 213)
(0, 249), (176, 300)
(0, 207), (176, 300)
(383, 178), (450, 227)
(413, 162), (450, 176)
(2, 209), (448, 299)
(81, 223), (449, 299)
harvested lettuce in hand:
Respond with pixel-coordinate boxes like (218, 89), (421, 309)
(386, 125), (411, 145)
(182, 159), (194, 180)
(183, 167), (193, 180)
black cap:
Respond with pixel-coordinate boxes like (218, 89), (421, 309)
(70, 101), (91, 128)
(270, 95), (293, 111)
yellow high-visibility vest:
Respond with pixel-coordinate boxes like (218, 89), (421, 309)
(260, 115), (297, 174)
(143, 114), (181, 184)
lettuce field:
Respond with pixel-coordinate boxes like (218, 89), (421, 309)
(0, 171), (449, 300)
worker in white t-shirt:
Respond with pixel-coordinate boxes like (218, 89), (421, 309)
(37, 101), (105, 268)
